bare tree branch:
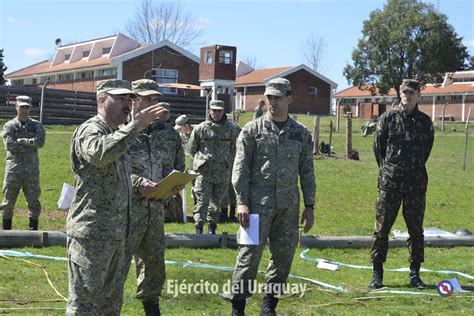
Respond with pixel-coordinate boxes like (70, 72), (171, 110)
(301, 34), (326, 72)
(242, 55), (258, 69)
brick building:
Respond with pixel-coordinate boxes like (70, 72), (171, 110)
(334, 71), (474, 121)
(6, 33), (200, 96)
(234, 63), (337, 114)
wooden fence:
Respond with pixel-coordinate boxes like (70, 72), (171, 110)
(0, 85), (206, 125)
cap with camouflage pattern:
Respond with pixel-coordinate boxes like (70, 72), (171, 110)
(96, 79), (135, 96)
(132, 79), (163, 96)
(209, 100), (225, 110)
(400, 79), (420, 92)
(174, 114), (189, 129)
(16, 95), (32, 107)
(157, 102), (170, 111)
(264, 78), (291, 97)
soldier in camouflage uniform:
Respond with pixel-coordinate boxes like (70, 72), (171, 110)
(189, 100), (239, 234)
(230, 78), (316, 315)
(67, 80), (166, 315)
(370, 79), (435, 290)
(1, 95), (45, 231)
(253, 99), (266, 120)
(175, 114), (196, 206)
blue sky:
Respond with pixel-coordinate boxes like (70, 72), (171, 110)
(1, 0), (473, 91)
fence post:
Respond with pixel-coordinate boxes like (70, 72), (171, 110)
(313, 116), (320, 155)
(346, 112), (353, 159)
(328, 121), (333, 157)
(40, 80), (49, 123)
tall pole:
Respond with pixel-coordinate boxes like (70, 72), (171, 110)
(313, 116), (320, 155)
(328, 121), (333, 157)
(346, 112), (353, 159)
(463, 106), (472, 171)
(39, 80), (49, 124)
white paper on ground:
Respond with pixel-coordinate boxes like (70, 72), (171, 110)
(317, 260), (339, 271)
(57, 183), (74, 210)
(238, 214), (259, 245)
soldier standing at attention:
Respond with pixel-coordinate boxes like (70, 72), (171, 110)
(189, 100), (239, 234)
(230, 78), (316, 315)
(370, 79), (434, 289)
(67, 80), (165, 315)
(1, 95), (45, 231)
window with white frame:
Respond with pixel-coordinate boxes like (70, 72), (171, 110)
(218, 50), (233, 64)
(12, 79), (24, 86)
(41, 76), (55, 83)
(309, 87), (317, 95)
(102, 47), (111, 55)
(153, 69), (178, 94)
(96, 68), (117, 78)
(64, 54), (71, 61)
(58, 73), (74, 82)
(82, 50), (90, 58)
(78, 71), (94, 79)
(205, 51), (212, 64)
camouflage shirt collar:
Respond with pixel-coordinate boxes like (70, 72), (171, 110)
(263, 114), (296, 133)
(396, 104), (420, 117)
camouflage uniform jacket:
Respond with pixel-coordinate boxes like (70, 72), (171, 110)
(2, 117), (45, 173)
(374, 105), (434, 193)
(189, 116), (239, 184)
(253, 108), (264, 120)
(232, 115), (315, 209)
(129, 121), (165, 226)
(148, 121), (185, 177)
(68, 114), (140, 240)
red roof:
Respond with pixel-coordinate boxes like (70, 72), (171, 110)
(235, 66), (292, 85)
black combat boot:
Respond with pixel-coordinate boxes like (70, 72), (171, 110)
(2, 219), (12, 230)
(142, 300), (160, 316)
(208, 223), (217, 234)
(220, 207), (229, 222)
(231, 299), (246, 316)
(260, 294), (278, 316)
(228, 206), (238, 223)
(195, 225), (203, 235)
(409, 262), (427, 289)
(29, 218), (39, 231)
(369, 262), (384, 289)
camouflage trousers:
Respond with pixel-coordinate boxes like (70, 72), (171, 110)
(371, 189), (426, 263)
(192, 176), (228, 226)
(1, 169), (41, 220)
(125, 217), (166, 303)
(231, 204), (299, 300)
(220, 180), (237, 209)
(67, 236), (128, 315)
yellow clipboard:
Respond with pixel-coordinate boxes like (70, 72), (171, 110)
(144, 170), (198, 200)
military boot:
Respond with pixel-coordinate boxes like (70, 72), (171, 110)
(231, 299), (246, 316)
(2, 219), (12, 230)
(142, 300), (160, 316)
(228, 206), (238, 223)
(260, 294), (278, 316)
(195, 225), (203, 235)
(409, 262), (427, 289)
(208, 223), (217, 234)
(29, 218), (39, 231)
(220, 207), (229, 222)
(369, 262), (384, 289)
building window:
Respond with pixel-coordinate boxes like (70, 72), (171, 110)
(218, 50), (233, 64)
(78, 71), (94, 79)
(153, 69), (178, 94)
(205, 51), (213, 64)
(246, 86), (265, 93)
(309, 87), (317, 95)
(58, 73), (74, 82)
(436, 95), (446, 101)
(32, 78), (37, 85)
(83, 50), (90, 58)
(64, 54), (71, 61)
(450, 95), (463, 101)
(41, 76), (55, 83)
(96, 68), (117, 78)
(12, 79), (24, 86)
(364, 98), (372, 103)
(102, 47), (111, 55)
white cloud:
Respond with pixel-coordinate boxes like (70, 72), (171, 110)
(463, 39), (474, 48)
(7, 16), (16, 23)
(24, 48), (47, 59)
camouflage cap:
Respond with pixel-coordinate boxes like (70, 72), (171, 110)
(157, 102), (170, 111)
(400, 79), (420, 92)
(132, 79), (162, 96)
(175, 114), (189, 126)
(209, 100), (225, 110)
(264, 78), (291, 97)
(96, 79), (135, 96)
(16, 95), (32, 107)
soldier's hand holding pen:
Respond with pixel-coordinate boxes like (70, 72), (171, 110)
(133, 104), (169, 130)
(237, 204), (250, 228)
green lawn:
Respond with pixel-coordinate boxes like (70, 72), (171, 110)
(0, 112), (473, 314)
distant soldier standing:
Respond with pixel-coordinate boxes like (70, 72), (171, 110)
(370, 79), (435, 289)
(253, 99), (266, 120)
(189, 100), (239, 234)
(230, 78), (316, 315)
(1, 95), (45, 230)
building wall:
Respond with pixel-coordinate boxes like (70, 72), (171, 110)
(285, 70), (331, 114)
(199, 45), (236, 81)
(29, 76), (115, 92)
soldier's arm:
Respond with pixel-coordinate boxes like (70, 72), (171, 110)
(2, 123), (26, 153)
(174, 131), (186, 172)
(232, 126), (255, 206)
(424, 122), (435, 163)
(373, 115), (388, 167)
(299, 131), (316, 208)
(188, 127), (200, 158)
(20, 122), (46, 148)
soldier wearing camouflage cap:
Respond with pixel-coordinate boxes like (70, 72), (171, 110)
(189, 99), (240, 234)
(1, 95), (45, 231)
(370, 78), (434, 290)
(67, 79), (167, 315)
(229, 78), (316, 315)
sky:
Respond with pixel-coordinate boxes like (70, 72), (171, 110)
(1, 0), (473, 91)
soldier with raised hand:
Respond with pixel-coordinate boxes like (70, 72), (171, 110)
(1, 95), (45, 231)
(67, 79), (167, 315)
(230, 78), (316, 315)
(370, 79), (434, 290)
(189, 100), (239, 234)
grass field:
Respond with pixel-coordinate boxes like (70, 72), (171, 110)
(0, 112), (473, 314)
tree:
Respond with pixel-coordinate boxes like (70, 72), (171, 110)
(301, 34), (326, 72)
(343, 0), (469, 99)
(242, 55), (258, 69)
(0, 49), (7, 86)
(125, 0), (206, 48)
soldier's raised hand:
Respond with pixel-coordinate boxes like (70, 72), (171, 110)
(133, 104), (168, 130)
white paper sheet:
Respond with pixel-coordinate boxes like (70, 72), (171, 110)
(57, 183), (74, 210)
(317, 260), (339, 271)
(238, 214), (259, 245)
